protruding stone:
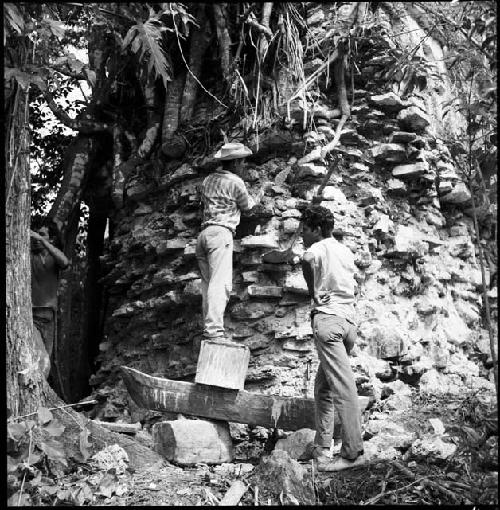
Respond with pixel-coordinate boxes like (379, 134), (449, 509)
(440, 181), (472, 204)
(397, 107), (431, 132)
(392, 161), (429, 179)
(390, 131), (417, 143)
(283, 273), (309, 295)
(372, 143), (407, 163)
(283, 218), (300, 234)
(248, 285), (283, 298)
(296, 163), (328, 178)
(368, 92), (406, 110)
(241, 235), (280, 249)
(387, 178), (407, 194)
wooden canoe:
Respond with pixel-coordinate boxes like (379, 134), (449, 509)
(121, 366), (370, 433)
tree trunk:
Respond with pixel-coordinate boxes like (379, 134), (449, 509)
(213, 3), (232, 84)
(180, 5), (212, 123)
(6, 82), (47, 416)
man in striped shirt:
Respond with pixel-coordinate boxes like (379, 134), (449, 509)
(196, 142), (261, 340)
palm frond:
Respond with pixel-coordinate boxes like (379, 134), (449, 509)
(122, 17), (172, 88)
(4, 3), (26, 35)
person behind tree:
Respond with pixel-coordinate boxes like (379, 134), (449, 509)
(30, 217), (69, 377)
(301, 204), (365, 472)
(196, 142), (264, 341)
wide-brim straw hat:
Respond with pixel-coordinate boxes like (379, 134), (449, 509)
(213, 142), (252, 160)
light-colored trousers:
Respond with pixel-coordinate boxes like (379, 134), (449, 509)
(312, 312), (364, 460)
(196, 225), (233, 339)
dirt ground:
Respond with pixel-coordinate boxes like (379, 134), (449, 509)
(8, 389), (498, 506)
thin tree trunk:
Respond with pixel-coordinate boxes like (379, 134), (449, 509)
(213, 3), (232, 84)
(469, 177), (498, 393)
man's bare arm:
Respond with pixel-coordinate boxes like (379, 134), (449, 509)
(301, 252), (330, 306)
(31, 230), (70, 269)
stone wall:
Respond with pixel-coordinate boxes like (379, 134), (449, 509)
(90, 3), (497, 421)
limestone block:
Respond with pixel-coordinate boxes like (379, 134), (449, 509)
(183, 279), (202, 299)
(230, 302), (275, 320)
(283, 218), (300, 234)
(241, 235), (280, 249)
(282, 338), (313, 351)
(183, 241), (197, 259)
(387, 225), (429, 258)
(152, 419), (233, 465)
(368, 92), (406, 110)
(373, 214), (393, 236)
(283, 272), (309, 295)
(242, 271), (259, 283)
(387, 178), (407, 194)
(281, 208), (301, 219)
(156, 238), (188, 255)
(410, 436), (457, 461)
(397, 106), (431, 132)
(247, 450), (314, 505)
(390, 131), (417, 143)
(248, 285), (283, 298)
(275, 428), (316, 460)
(440, 181), (472, 204)
(321, 186), (347, 203)
(392, 161), (429, 179)
(372, 143), (407, 163)
(296, 163), (328, 178)
(339, 128), (369, 146)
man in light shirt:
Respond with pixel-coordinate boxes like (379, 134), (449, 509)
(196, 142), (263, 341)
(301, 204), (365, 471)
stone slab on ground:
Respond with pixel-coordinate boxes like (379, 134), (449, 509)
(152, 419), (233, 465)
(275, 428), (317, 460)
(247, 450), (315, 505)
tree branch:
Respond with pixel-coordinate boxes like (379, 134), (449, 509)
(41, 89), (111, 133)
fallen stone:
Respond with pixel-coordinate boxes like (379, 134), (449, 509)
(242, 271), (259, 283)
(152, 419), (233, 466)
(231, 302), (275, 320)
(275, 428), (316, 460)
(91, 444), (129, 474)
(410, 436), (457, 461)
(247, 450), (314, 505)
(156, 238), (188, 254)
(397, 106), (431, 132)
(282, 338), (313, 351)
(219, 480), (248, 506)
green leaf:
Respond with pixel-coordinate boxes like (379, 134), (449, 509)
(7, 421), (28, 441)
(4, 3), (25, 34)
(37, 406), (53, 424)
(122, 18), (172, 88)
(44, 419), (65, 437)
(40, 440), (68, 466)
(98, 472), (119, 499)
(7, 455), (20, 473)
(42, 18), (66, 39)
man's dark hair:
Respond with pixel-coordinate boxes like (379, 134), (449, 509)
(302, 205), (335, 237)
(31, 217), (63, 249)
